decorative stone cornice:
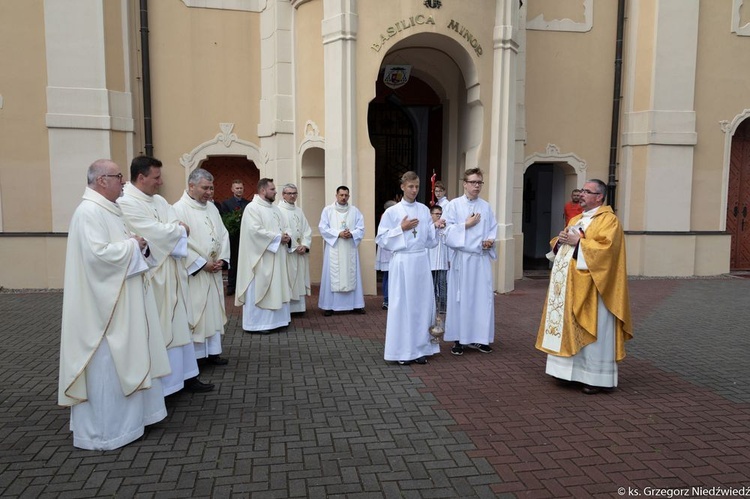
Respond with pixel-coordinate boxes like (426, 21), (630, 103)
(523, 144), (587, 176)
(180, 123), (266, 174)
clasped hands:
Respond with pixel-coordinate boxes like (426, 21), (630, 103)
(558, 229), (580, 246)
(202, 260), (224, 273)
(338, 229), (353, 239)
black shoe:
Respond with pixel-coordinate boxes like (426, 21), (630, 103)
(382, 303), (388, 310)
(414, 356), (427, 365)
(323, 309), (333, 317)
(582, 385), (602, 395)
(226, 288), (235, 296)
(207, 355), (228, 366)
(397, 360), (413, 365)
(451, 342), (464, 356)
(354, 308), (366, 314)
(184, 377), (215, 393)
(467, 343), (493, 354)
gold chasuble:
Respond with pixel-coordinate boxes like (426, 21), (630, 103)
(535, 206), (633, 361)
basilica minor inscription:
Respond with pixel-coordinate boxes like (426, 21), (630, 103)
(371, 15), (483, 56)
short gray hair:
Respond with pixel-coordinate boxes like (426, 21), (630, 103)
(188, 168), (214, 185)
(281, 183), (298, 193)
(87, 159), (113, 185)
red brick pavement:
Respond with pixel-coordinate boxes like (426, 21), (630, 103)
(280, 278), (750, 498)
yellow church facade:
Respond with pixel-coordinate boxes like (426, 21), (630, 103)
(2, 0), (750, 292)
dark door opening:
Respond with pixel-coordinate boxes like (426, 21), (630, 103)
(368, 73), (443, 225)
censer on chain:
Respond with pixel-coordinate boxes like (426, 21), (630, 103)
(428, 221), (445, 344)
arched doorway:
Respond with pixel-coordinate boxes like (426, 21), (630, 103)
(522, 162), (575, 272)
(368, 74), (443, 224)
(727, 118), (750, 270)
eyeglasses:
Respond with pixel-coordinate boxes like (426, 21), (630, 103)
(283, 192), (298, 196)
(100, 173), (123, 180)
(465, 180), (484, 186)
(580, 189), (601, 195)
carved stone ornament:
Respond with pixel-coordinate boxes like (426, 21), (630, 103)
(180, 123), (265, 175)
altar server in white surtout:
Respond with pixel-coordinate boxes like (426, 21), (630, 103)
(235, 178), (292, 332)
(376, 171), (439, 365)
(120, 156), (214, 394)
(443, 168), (499, 356)
(59, 159), (171, 450)
(318, 186), (366, 316)
(173, 168), (231, 366)
(278, 183), (312, 314)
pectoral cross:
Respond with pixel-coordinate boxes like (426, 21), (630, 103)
(412, 227), (417, 238)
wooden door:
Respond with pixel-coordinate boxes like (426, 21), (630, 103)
(727, 120), (750, 269)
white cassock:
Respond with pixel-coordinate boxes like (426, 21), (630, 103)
(173, 191), (230, 358)
(278, 200), (312, 313)
(235, 195), (291, 331)
(318, 203), (365, 311)
(437, 196), (449, 209)
(59, 187), (171, 450)
(443, 195), (498, 345)
(376, 200), (440, 362)
(120, 183), (198, 396)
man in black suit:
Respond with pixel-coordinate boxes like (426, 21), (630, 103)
(221, 179), (250, 295)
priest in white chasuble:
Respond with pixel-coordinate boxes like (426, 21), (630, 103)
(536, 179), (633, 395)
(443, 168), (499, 356)
(235, 178), (292, 332)
(120, 155), (214, 394)
(318, 186), (366, 316)
(278, 183), (312, 314)
(59, 159), (170, 451)
(376, 171), (439, 365)
(173, 168), (230, 366)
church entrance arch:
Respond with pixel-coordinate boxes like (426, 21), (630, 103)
(366, 33), (481, 225)
(368, 75), (441, 223)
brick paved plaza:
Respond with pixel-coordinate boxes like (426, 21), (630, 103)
(1, 277), (749, 498)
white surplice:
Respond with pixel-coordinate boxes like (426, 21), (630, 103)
(173, 191), (230, 357)
(318, 202), (365, 311)
(278, 200), (312, 313)
(60, 187), (169, 450)
(443, 195), (498, 345)
(119, 183), (198, 395)
(236, 195), (291, 331)
(376, 200), (440, 362)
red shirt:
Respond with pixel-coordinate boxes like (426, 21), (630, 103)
(564, 201), (583, 225)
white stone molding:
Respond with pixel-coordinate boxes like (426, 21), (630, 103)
(719, 109), (750, 230)
(523, 144), (587, 178)
(731, 0), (750, 35)
(180, 0), (266, 12)
(179, 123), (266, 182)
(45, 87), (134, 132)
(322, 0), (358, 196)
(489, 0), (521, 293)
(527, 0), (592, 33)
(298, 120), (325, 154)
(621, 110), (698, 146)
(0, 94), (4, 110)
